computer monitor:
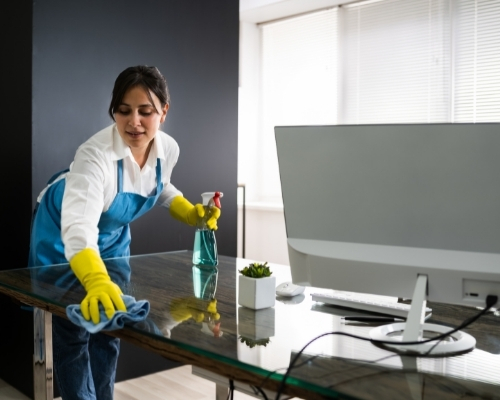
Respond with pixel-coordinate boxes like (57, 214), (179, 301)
(275, 123), (500, 355)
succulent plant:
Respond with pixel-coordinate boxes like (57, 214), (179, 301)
(238, 262), (272, 278)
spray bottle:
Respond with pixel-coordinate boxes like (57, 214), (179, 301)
(193, 191), (223, 267)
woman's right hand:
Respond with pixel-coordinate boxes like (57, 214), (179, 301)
(70, 248), (127, 324)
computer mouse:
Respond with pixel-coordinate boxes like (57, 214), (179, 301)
(276, 281), (306, 297)
(277, 293), (305, 305)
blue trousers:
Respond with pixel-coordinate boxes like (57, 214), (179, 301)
(53, 316), (120, 400)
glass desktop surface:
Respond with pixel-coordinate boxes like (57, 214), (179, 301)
(1, 251), (499, 399)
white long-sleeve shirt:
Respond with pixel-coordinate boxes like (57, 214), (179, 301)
(38, 124), (182, 261)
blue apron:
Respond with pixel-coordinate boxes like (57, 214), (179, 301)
(28, 159), (163, 287)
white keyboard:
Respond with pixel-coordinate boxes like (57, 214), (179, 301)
(311, 292), (432, 319)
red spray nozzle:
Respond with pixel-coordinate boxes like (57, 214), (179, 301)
(213, 192), (222, 209)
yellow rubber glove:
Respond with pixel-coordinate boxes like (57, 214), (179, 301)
(169, 297), (220, 323)
(206, 207), (221, 231)
(206, 299), (220, 320)
(70, 248), (127, 324)
(169, 196), (221, 230)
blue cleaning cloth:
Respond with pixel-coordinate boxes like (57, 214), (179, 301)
(66, 295), (150, 333)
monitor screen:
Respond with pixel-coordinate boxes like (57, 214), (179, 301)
(275, 124), (500, 308)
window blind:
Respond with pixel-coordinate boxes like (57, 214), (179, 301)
(454, 0), (500, 122)
(341, 0), (451, 124)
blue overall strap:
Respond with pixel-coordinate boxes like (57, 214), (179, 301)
(117, 159), (123, 193)
(154, 158), (161, 195)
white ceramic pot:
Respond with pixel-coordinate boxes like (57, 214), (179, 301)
(238, 275), (276, 310)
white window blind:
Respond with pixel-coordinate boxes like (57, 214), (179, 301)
(259, 8), (338, 203)
(454, 0), (500, 122)
(342, 0), (451, 124)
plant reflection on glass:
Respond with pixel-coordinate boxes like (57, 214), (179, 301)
(239, 336), (271, 348)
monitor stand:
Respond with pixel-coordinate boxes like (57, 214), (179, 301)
(369, 275), (476, 356)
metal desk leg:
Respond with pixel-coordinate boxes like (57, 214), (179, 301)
(33, 308), (53, 400)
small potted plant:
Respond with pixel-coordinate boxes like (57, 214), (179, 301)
(238, 261), (276, 310)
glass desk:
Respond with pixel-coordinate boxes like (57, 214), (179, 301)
(0, 251), (499, 400)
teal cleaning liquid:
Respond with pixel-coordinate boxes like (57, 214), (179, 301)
(192, 191), (222, 267)
(192, 265), (218, 300)
(193, 228), (218, 266)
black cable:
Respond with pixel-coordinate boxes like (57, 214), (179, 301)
(242, 354), (322, 400)
(424, 295), (498, 356)
(273, 295), (498, 400)
(255, 352), (398, 400)
(256, 353), (322, 391)
(250, 385), (270, 400)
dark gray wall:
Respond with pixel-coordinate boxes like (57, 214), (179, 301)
(1, 1), (238, 398)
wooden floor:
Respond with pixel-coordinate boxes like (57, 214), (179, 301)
(0, 365), (300, 400)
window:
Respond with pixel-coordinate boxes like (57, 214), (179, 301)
(259, 8), (338, 203)
(239, 0), (500, 206)
(454, 0), (500, 122)
(342, 0), (451, 123)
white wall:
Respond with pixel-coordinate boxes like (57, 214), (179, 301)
(237, 204), (289, 265)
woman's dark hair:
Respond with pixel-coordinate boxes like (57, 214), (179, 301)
(108, 65), (170, 121)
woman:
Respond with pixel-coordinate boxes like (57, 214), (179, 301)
(28, 65), (220, 400)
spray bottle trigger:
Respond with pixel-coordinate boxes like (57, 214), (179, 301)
(213, 192), (222, 209)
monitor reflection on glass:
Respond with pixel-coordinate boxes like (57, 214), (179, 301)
(275, 123), (500, 355)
